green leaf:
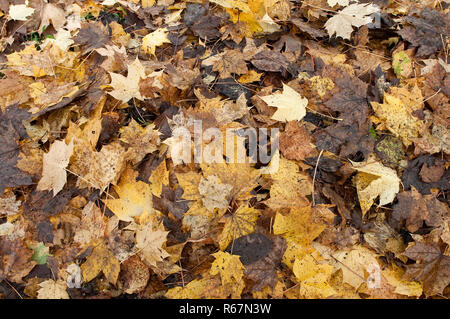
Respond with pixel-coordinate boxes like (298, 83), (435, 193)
(31, 242), (51, 265)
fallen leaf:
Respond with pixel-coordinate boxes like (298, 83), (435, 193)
(37, 139), (74, 196)
(37, 280), (70, 299)
(352, 159), (400, 215)
(81, 242), (120, 284)
(260, 83), (307, 122)
(324, 3), (379, 40)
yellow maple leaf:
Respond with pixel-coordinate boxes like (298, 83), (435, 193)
(273, 206), (328, 247)
(260, 83), (308, 122)
(120, 119), (160, 165)
(352, 159), (400, 216)
(331, 245), (380, 290)
(264, 157), (311, 209)
(200, 162), (261, 201)
(218, 205), (261, 250)
(106, 168), (162, 222)
(293, 254), (336, 298)
(135, 220), (170, 268)
(382, 265), (423, 297)
(165, 277), (210, 299)
(210, 251), (245, 298)
(238, 69), (262, 83)
(370, 85), (424, 147)
(80, 242), (120, 284)
(108, 58), (147, 102)
(141, 28), (171, 56)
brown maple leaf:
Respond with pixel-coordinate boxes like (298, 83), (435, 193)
(0, 107), (32, 194)
(74, 22), (111, 53)
(404, 243), (450, 297)
(391, 187), (448, 233)
(398, 8), (449, 57)
(280, 121), (314, 162)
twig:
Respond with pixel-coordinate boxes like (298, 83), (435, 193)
(312, 149), (324, 206)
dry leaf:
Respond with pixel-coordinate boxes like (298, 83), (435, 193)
(37, 139), (74, 196)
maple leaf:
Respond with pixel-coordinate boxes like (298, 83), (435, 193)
(37, 139), (74, 196)
(293, 254), (335, 298)
(260, 83), (307, 122)
(73, 201), (106, 245)
(219, 205), (261, 250)
(391, 187), (448, 233)
(120, 119), (160, 165)
(280, 121), (314, 162)
(397, 8), (450, 57)
(8, 4), (34, 21)
(198, 175), (233, 212)
(108, 58), (149, 103)
(134, 221), (170, 268)
(81, 242), (120, 284)
(331, 245), (380, 290)
(264, 157), (311, 209)
(273, 206), (330, 247)
(141, 28), (171, 56)
(210, 251), (245, 298)
(403, 243), (450, 297)
(74, 22), (110, 53)
(37, 280), (70, 299)
(238, 234), (287, 291)
(0, 108), (32, 194)
(370, 85), (425, 147)
(106, 168), (163, 222)
(324, 3), (379, 40)
(352, 159), (400, 215)
(39, 3), (66, 32)
(211, 50), (249, 79)
(120, 255), (150, 294)
(0, 191), (21, 216)
(165, 277), (210, 299)
(77, 141), (126, 192)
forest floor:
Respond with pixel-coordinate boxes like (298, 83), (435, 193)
(0, 0), (449, 299)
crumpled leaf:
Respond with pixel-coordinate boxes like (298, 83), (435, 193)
(352, 159), (400, 215)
